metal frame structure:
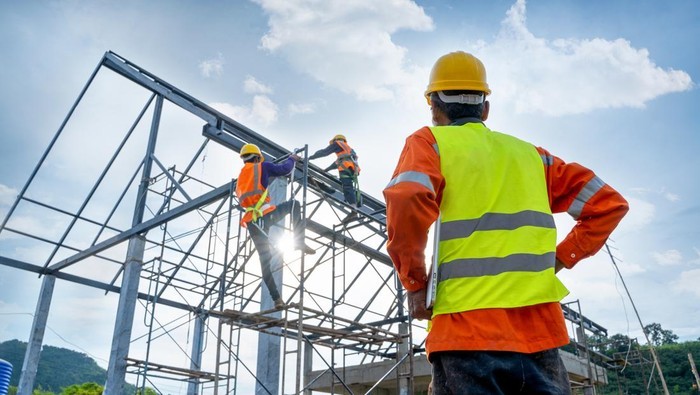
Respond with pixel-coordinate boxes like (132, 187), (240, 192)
(1, 51), (610, 395)
(1, 51), (411, 395)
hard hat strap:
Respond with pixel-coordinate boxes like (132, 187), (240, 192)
(437, 91), (484, 105)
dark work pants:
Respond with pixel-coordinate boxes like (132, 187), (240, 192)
(247, 200), (304, 301)
(339, 169), (358, 206)
(431, 349), (571, 395)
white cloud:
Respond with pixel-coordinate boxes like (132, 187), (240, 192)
(629, 187), (679, 203)
(664, 192), (680, 202)
(470, 0), (693, 116)
(652, 249), (683, 266)
(209, 76), (277, 127)
(198, 53), (225, 78)
(210, 95), (279, 127)
(615, 196), (655, 234)
(674, 268), (700, 297)
(244, 75), (273, 94)
(253, 0), (433, 101)
(0, 183), (17, 206)
(630, 187), (651, 195)
(288, 102), (316, 115)
(690, 247), (700, 265)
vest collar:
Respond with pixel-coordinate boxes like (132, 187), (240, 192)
(450, 117), (483, 126)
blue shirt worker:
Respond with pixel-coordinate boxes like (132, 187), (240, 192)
(309, 134), (361, 209)
(235, 143), (315, 308)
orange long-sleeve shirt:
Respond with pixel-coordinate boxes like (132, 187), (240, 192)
(383, 124), (629, 357)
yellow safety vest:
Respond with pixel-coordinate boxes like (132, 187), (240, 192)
(431, 122), (569, 316)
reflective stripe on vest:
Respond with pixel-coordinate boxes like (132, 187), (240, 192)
(335, 141), (357, 172)
(385, 171), (434, 194)
(235, 162), (276, 225)
(430, 123), (568, 316)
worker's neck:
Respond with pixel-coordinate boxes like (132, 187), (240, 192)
(450, 117), (483, 126)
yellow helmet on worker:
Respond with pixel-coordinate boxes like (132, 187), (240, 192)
(240, 143), (264, 161)
(425, 51), (491, 105)
(330, 134), (346, 144)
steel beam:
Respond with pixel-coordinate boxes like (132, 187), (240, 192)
(48, 183), (231, 271)
(17, 275), (56, 395)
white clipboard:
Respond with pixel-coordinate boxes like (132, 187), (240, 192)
(426, 218), (440, 308)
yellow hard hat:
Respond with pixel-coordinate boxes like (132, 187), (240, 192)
(424, 51), (491, 104)
(330, 134), (346, 144)
(240, 143), (263, 160)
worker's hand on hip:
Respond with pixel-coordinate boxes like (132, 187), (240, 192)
(408, 288), (432, 321)
(555, 258), (566, 273)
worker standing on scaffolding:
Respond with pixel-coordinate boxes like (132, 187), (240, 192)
(383, 51), (629, 394)
(309, 134), (362, 221)
(235, 143), (316, 308)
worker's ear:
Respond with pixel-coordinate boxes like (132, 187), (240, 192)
(481, 100), (490, 121)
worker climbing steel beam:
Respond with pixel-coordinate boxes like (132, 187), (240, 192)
(235, 143), (316, 309)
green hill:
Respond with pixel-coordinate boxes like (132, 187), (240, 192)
(2, 336), (699, 394)
(0, 339), (117, 393)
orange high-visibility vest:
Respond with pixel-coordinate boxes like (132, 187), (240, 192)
(335, 141), (360, 174)
(235, 162), (276, 226)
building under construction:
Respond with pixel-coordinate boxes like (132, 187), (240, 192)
(1, 51), (614, 395)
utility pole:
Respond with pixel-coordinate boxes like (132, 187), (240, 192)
(605, 244), (670, 395)
(689, 353), (700, 391)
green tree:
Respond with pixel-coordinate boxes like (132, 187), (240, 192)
(135, 388), (158, 395)
(586, 333), (610, 354)
(644, 322), (679, 346)
(60, 382), (103, 395)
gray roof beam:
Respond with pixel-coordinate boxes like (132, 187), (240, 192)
(48, 183), (232, 271)
(103, 51), (387, 226)
(0, 256), (200, 313)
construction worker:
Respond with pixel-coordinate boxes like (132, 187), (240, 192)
(235, 143), (315, 308)
(383, 51), (629, 394)
(309, 134), (362, 209)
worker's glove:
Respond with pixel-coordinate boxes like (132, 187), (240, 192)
(407, 288), (432, 321)
(290, 154), (302, 161)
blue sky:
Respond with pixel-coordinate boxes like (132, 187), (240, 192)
(1, 0), (698, 389)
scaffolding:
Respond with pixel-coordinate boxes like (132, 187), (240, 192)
(1, 51), (414, 395)
(1, 51), (610, 395)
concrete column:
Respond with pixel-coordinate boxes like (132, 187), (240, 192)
(255, 176), (287, 395)
(104, 236), (146, 394)
(576, 326), (595, 395)
(17, 275), (55, 395)
(187, 313), (206, 395)
(104, 95), (163, 394)
(303, 342), (313, 395)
